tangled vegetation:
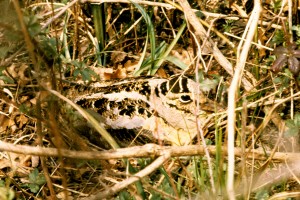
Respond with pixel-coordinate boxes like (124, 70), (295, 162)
(0, 0), (300, 199)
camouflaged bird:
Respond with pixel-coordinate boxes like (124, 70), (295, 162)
(66, 75), (217, 145)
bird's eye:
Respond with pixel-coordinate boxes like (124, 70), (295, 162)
(179, 95), (192, 103)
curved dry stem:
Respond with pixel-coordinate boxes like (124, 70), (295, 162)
(226, 0), (262, 199)
(176, 0), (255, 91)
(82, 152), (171, 200)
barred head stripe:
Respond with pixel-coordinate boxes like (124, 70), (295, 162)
(180, 77), (189, 93)
(163, 75), (191, 94)
(162, 81), (168, 95)
(168, 76), (180, 93)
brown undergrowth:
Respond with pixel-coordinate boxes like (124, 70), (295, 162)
(0, 0), (300, 199)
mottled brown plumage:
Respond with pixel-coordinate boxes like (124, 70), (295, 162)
(67, 75), (217, 145)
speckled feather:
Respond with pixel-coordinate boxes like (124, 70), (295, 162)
(65, 75), (213, 145)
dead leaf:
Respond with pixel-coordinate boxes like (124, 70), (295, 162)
(124, 60), (138, 72)
(16, 114), (29, 128)
(171, 47), (194, 67)
(0, 152), (30, 177)
(31, 156), (39, 168)
(111, 51), (127, 63)
(0, 115), (15, 132)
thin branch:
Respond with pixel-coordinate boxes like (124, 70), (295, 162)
(0, 141), (300, 161)
(176, 0), (255, 91)
(81, 152), (171, 200)
(42, 0), (79, 29)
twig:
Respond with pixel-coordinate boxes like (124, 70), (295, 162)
(166, 0), (235, 49)
(81, 152), (171, 199)
(42, 0), (79, 29)
(0, 141), (300, 161)
(176, 0), (255, 91)
(224, 32), (273, 51)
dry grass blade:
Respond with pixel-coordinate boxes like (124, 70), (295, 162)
(47, 89), (120, 149)
(2, 0), (300, 198)
(226, 0), (262, 198)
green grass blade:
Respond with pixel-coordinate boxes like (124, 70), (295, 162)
(130, 1), (156, 71)
(164, 55), (188, 70)
(133, 32), (149, 76)
(128, 161), (147, 199)
(92, 4), (106, 65)
(134, 41), (167, 75)
(150, 22), (187, 75)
